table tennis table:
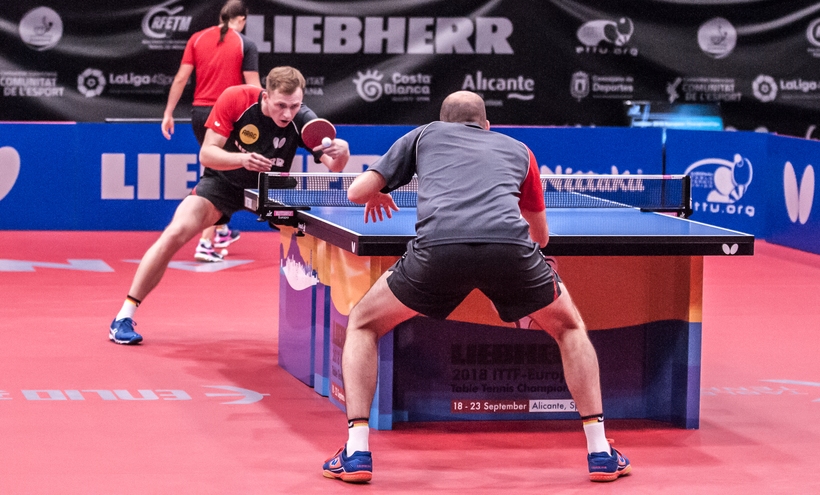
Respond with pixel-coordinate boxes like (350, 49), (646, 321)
(245, 173), (754, 430)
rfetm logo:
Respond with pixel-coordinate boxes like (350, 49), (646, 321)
(783, 161), (814, 224)
(577, 18), (634, 46)
(19, 6), (63, 51)
(0, 146), (21, 201)
(77, 68), (106, 97)
(752, 74), (777, 102)
(698, 17), (737, 59)
(353, 70), (384, 102)
(142, 0), (192, 39)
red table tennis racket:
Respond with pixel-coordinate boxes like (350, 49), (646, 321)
(302, 118), (336, 163)
(302, 118), (336, 148)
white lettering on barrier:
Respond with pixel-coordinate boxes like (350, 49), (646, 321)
(245, 15), (514, 54)
(101, 153), (198, 200)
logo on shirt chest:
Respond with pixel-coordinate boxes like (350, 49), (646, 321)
(273, 137), (286, 148)
(239, 124), (260, 145)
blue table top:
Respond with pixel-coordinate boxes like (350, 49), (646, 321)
(296, 206), (754, 257)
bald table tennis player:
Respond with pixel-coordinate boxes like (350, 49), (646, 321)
(322, 90), (631, 484)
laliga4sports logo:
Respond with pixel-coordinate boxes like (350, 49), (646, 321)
(783, 161), (815, 224)
(0, 146), (21, 201)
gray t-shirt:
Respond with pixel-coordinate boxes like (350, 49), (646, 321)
(369, 121), (535, 248)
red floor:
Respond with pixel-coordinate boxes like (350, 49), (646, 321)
(1, 232), (819, 494)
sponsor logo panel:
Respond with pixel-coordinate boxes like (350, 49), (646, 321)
(141, 0), (192, 50)
(1, 71), (65, 98)
(461, 71), (534, 107)
(697, 17), (736, 59)
(575, 17), (638, 56)
(352, 69), (431, 103)
(685, 154), (756, 218)
(667, 77), (741, 103)
(570, 71), (634, 101)
(19, 7), (63, 51)
(77, 68), (175, 97)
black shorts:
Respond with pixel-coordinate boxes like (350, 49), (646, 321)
(191, 106), (213, 146)
(191, 174), (245, 225)
(386, 242), (562, 322)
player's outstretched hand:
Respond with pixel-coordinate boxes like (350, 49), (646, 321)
(240, 152), (274, 172)
(363, 192), (399, 223)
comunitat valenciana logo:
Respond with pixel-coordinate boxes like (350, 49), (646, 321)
(698, 17), (737, 59)
(784, 161), (815, 224)
(18, 6), (63, 51)
(77, 68), (106, 97)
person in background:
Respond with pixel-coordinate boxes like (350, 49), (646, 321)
(161, 0), (260, 262)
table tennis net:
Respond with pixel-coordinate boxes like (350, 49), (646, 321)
(257, 173), (691, 214)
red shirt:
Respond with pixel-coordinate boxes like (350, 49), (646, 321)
(181, 26), (258, 106)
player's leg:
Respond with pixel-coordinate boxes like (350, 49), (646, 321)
(528, 283), (631, 482)
(109, 196), (222, 345)
(323, 271), (417, 483)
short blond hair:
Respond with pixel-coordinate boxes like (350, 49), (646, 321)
(265, 66), (306, 95)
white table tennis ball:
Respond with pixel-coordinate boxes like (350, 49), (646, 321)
(220, 249), (228, 256)
(322, 137), (332, 147)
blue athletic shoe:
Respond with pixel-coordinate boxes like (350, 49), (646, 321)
(109, 318), (143, 345)
(322, 445), (372, 483)
(588, 445), (631, 482)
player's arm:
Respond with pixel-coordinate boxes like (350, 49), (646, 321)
(348, 170), (399, 223)
(242, 70), (262, 88)
(519, 148), (549, 248)
(199, 129), (272, 172)
(161, 63), (194, 140)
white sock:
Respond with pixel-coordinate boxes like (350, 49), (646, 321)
(346, 421), (370, 455)
(583, 416), (611, 454)
(115, 298), (138, 321)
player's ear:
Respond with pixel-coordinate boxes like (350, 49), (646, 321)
(484, 119), (491, 131)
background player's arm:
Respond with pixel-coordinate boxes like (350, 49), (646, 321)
(161, 63), (194, 139)
(243, 70), (262, 88)
(348, 170), (398, 222)
(521, 208), (549, 248)
(199, 129), (272, 172)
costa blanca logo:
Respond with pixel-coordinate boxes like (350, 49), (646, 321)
(353, 69), (431, 103)
(19, 7), (63, 51)
(142, 0), (191, 39)
(0, 146), (21, 201)
(577, 17), (634, 47)
(570, 71), (590, 100)
(353, 70), (384, 102)
(752, 74), (777, 102)
(77, 68), (106, 97)
(685, 153), (755, 217)
(698, 17), (737, 59)
(784, 161), (815, 224)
